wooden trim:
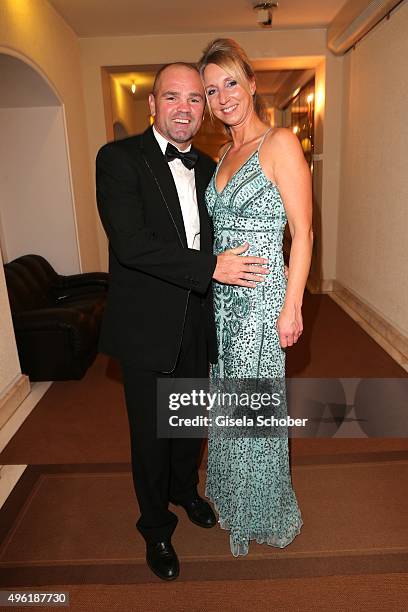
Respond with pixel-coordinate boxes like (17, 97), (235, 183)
(0, 375), (30, 430)
(307, 277), (336, 294)
(100, 67), (114, 142)
(0, 465), (26, 510)
(330, 282), (408, 371)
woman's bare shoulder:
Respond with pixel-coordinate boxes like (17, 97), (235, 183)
(267, 127), (300, 149)
(264, 128), (304, 164)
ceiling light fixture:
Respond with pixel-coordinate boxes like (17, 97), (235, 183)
(253, 2), (278, 27)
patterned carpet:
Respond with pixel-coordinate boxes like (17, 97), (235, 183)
(1, 454), (408, 589)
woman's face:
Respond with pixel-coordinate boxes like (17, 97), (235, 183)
(203, 63), (255, 128)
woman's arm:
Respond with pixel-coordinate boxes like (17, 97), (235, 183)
(263, 128), (313, 348)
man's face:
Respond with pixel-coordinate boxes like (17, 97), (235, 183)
(149, 65), (205, 150)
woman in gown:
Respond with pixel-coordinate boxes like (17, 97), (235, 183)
(197, 39), (313, 556)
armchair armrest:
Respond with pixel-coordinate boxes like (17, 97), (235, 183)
(57, 272), (109, 289)
(52, 272), (108, 301)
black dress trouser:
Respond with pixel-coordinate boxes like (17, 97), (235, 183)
(120, 293), (208, 543)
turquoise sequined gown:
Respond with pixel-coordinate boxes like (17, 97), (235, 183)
(205, 130), (303, 556)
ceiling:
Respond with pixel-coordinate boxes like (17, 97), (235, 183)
(111, 68), (305, 103)
(49, 0), (349, 37)
(256, 70), (303, 96)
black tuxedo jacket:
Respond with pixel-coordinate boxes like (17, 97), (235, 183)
(96, 127), (217, 372)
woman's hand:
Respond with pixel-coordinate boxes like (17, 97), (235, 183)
(276, 304), (303, 348)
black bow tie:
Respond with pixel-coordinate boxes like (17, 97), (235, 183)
(165, 142), (198, 170)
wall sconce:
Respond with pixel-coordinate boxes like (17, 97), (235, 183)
(131, 81), (136, 95)
(253, 2), (278, 27)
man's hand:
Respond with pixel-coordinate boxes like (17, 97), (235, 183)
(213, 243), (269, 288)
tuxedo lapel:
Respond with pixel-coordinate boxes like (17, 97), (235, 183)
(194, 151), (212, 254)
(140, 128), (188, 248)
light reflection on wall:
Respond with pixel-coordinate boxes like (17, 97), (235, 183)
(285, 79), (315, 169)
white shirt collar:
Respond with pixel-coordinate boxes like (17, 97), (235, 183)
(152, 125), (192, 155)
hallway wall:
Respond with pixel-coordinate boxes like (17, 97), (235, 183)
(110, 76), (150, 138)
(338, 2), (408, 336)
(0, 106), (80, 274)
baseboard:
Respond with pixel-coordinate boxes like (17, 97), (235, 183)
(0, 374), (30, 430)
(330, 282), (408, 372)
(307, 277), (336, 294)
(0, 380), (52, 454)
(0, 378), (52, 509)
(0, 464), (26, 509)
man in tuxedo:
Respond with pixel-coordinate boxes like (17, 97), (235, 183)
(96, 63), (268, 580)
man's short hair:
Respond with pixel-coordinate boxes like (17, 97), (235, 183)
(152, 62), (200, 96)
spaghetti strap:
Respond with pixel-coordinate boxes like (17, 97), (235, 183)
(213, 143), (233, 192)
(257, 127), (273, 153)
(219, 143), (232, 165)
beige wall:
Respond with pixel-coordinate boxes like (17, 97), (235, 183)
(318, 53), (344, 284)
(0, 106), (80, 274)
(337, 2), (408, 335)
(0, 0), (99, 271)
(79, 28), (343, 274)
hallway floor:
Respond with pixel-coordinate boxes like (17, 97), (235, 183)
(0, 293), (407, 611)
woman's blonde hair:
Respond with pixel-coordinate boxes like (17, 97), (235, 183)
(197, 38), (267, 123)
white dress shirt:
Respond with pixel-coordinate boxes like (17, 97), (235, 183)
(152, 125), (200, 250)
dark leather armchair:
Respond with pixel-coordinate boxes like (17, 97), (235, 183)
(4, 254), (108, 381)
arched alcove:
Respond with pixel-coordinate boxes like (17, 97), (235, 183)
(0, 53), (80, 274)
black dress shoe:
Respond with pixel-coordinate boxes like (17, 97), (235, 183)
(172, 496), (216, 528)
(146, 541), (179, 581)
